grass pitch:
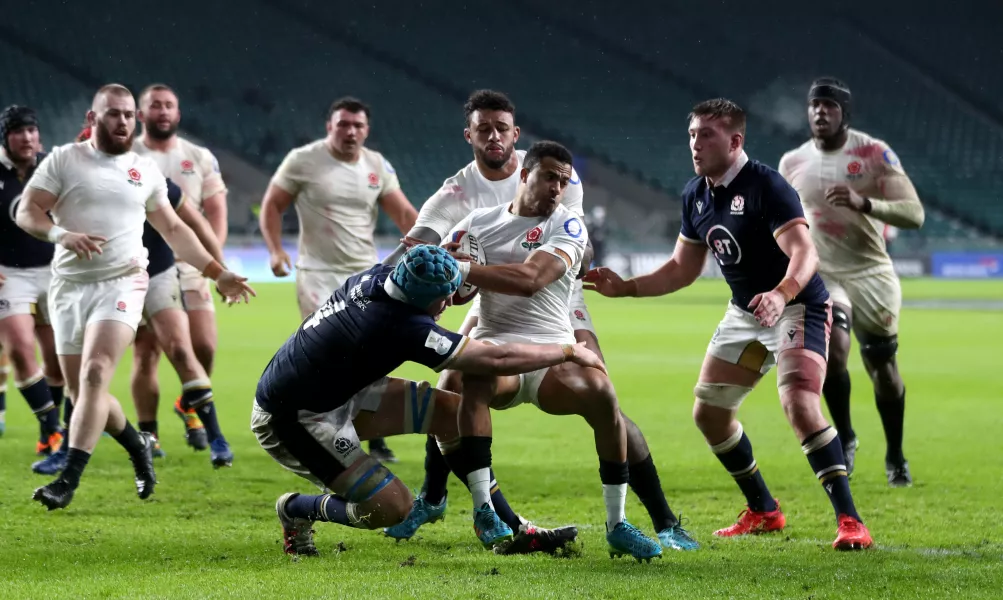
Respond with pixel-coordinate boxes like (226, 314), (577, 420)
(0, 278), (1001, 599)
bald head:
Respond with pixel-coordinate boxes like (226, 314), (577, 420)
(88, 83), (137, 155)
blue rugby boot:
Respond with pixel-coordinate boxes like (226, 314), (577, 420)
(657, 519), (700, 551)
(607, 520), (662, 562)
(473, 503), (513, 549)
(384, 494), (447, 541)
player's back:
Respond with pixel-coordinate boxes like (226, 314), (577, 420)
(414, 150), (585, 241)
(780, 129), (895, 277)
(458, 203), (586, 343)
(0, 151), (53, 269)
(256, 264), (437, 413)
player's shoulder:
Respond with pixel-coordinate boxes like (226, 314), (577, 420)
(466, 202), (507, 223)
(548, 204), (586, 237)
(745, 159), (790, 187)
(846, 129), (902, 170)
(680, 175), (705, 203)
(779, 140), (814, 166)
(285, 139), (326, 162)
(177, 136), (219, 162)
(360, 146), (397, 176)
(431, 166), (474, 202)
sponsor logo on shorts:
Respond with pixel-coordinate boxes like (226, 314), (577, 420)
(116, 300), (127, 312)
(333, 437), (357, 456)
(127, 168), (143, 187)
(180, 159), (195, 175)
(730, 195), (745, 215)
(367, 172), (380, 189)
(522, 226), (543, 251)
(0, 299), (9, 312)
(574, 309), (586, 321)
(846, 161), (863, 181)
(787, 329), (796, 341)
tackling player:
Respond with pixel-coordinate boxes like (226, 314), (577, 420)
(385, 91), (691, 554)
(779, 78), (924, 486)
(254, 245), (595, 556)
(0, 106), (66, 459)
(17, 84), (253, 510)
(133, 84), (228, 444)
(259, 96), (418, 463)
(586, 99), (873, 550)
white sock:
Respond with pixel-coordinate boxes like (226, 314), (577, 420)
(468, 467), (493, 509)
(602, 483), (627, 531)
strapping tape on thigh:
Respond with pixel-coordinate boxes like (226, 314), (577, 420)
(694, 382), (753, 410)
(341, 455), (395, 503)
(404, 380), (435, 434)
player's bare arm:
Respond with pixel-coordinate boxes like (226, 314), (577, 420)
(585, 237), (706, 298)
(378, 189), (418, 235)
(383, 226), (443, 266)
(448, 339), (606, 376)
(16, 186), (107, 259)
(748, 221), (818, 328)
(201, 191), (228, 246)
(259, 182), (295, 276)
(147, 203), (255, 302)
(176, 195), (224, 264)
(463, 248), (570, 298)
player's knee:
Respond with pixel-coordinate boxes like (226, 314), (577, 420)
(578, 371), (619, 423)
(859, 334), (898, 368)
(82, 356), (114, 389)
(427, 390), (459, 439)
(357, 477), (413, 529)
(436, 369), (463, 394)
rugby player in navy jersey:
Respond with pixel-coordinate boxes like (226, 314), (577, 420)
(0, 106), (66, 460)
(586, 99), (873, 550)
(252, 245), (600, 556)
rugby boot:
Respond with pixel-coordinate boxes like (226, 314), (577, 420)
(843, 437), (859, 478)
(276, 493), (319, 556)
(607, 520), (662, 562)
(714, 502), (786, 537)
(833, 514), (873, 550)
(384, 494), (447, 540)
(657, 518), (700, 550)
(886, 459), (913, 488)
(497, 517), (578, 555)
(130, 432), (157, 499)
(32, 447), (67, 475)
(473, 503), (513, 549)
(210, 438), (234, 469)
(32, 478), (75, 510)
(174, 397), (208, 451)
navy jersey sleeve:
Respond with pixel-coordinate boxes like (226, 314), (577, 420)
(678, 181), (702, 244)
(166, 178), (185, 211)
(764, 172), (808, 239)
(400, 315), (469, 372)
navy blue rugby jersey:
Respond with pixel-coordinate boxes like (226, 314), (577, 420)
(142, 178), (186, 277)
(679, 157), (828, 310)
(255, 264), (467, 414)
(0, 151), (53, 268)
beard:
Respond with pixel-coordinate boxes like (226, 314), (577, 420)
(144, 120), (178, 141)
(94, 121), (135, 155)
(475, 144), (513, 170)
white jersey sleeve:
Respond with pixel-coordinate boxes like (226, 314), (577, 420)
(562, 169), (585, 218)
(27, 145), (65, 196)
(377, 154), (401, 197)
(271, 148), (306, 196)
(538, 213), (588, 273)
(413, 179), (470, 241)
(145, 166), (170, 212)
(197, 147), (227, 200)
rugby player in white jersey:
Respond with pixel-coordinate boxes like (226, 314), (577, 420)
(0, 106), (66, 456)
(779, 78), (924, 487)
(16, 84), (253, 510)
(132, 84), (233, 459)
(259, 96), (417, 462)
(385, 92), (694, 553)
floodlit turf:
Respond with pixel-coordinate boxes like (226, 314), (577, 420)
(1, 278), (1001, 599)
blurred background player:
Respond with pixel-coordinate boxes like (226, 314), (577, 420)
(254, 245), (591, 556)
(586, 99), (872, 550)
(17, 84), (253, 510)
(386, 91), (688, 554)
(133, 83), (228, 445)
(585, 206), (609, 267)
(779, 78), (924, 487)
(259, 96), (418, 462)
(0, 105), (67, 459)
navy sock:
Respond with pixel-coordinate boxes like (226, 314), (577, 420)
(285, 493), (351, 525)
(111, 421), (146, 456)
(138, 420), (159, 438)
(20, 377), (59, 436)
(823, 367), (854, 441)
(0, 388), (6, 413)
(876, 389), (906, 465)
(180, 381), (223, 442)
(803, 427), (861, 521)
(50, 384), (64, 414)
(195, 402), (223, 443)
(710, 426), (777, 513)
(420, 435), (450, 506)
(61, 448), (91, 489)
(629, 454), (678, 531)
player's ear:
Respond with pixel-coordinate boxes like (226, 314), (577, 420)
(730, 132), (744, 152)
(464, 128), (472, 144)
(520, 167), (529, 183)
(85, 111), (97, 127)
(326, 119), (334, 135)
(512, 125), (520, 142)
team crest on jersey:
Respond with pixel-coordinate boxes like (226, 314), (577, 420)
(846, 161), (863, 181)
(127, 168), (142, 187)
(521, 226), (543, 250)
(367, 172), (380, 189)
(730, 195), (745, 215)
(180, 159), (195, 175)
(574, 309), (586, 321)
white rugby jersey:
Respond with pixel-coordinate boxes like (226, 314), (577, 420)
(415, 150), (585, 241)
(779, 128), (915, 278)
(451, 203), (588, 343)
(133, 135), (226, 210)
(27, 141), (169, 282)
(272, 140), (400, 273)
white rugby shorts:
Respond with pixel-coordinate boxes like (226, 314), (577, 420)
(0, 265), (51, 324)
(48, 269), (149, 354)
(819, 268), (901, 337)
(177, 262), (215, 313)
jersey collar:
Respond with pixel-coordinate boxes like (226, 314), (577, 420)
(710, 151), (749, 189)
(383, 276), (410, 303)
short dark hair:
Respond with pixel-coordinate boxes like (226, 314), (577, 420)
(327, 96), (370, 121)
(139, 83), (176, 106)
(464, 89), (515, 125)
(523, 140), (573, 172)
(688, 98), (746, 135)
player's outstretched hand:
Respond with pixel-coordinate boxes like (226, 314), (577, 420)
(825, 185), (866, 212)
(582, 267), (633, 297)
(567, 341), (607, 375)
(216, 270), (257, 305)
(269, 249), (293, 277)
(443, 241), (471, 262)
(59, 232), (107, 260)
(748, 290), (785, 328)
